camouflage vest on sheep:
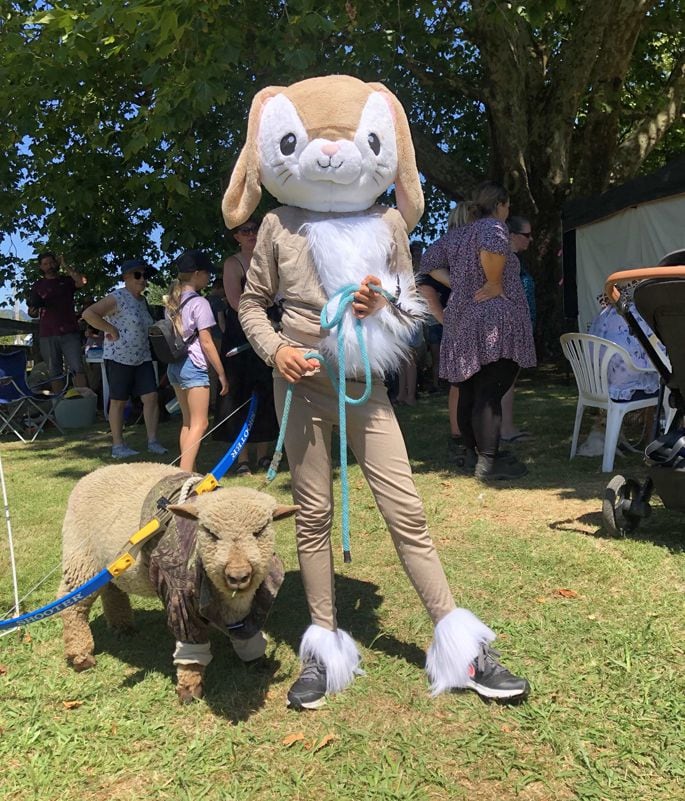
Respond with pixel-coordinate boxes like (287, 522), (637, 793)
(140, 473), (284, 645)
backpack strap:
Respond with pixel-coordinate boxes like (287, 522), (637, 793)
(175, 292), (201, 346)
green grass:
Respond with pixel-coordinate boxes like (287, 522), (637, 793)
(0, 366), (683, 801)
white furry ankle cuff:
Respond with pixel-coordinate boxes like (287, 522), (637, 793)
(426, 608), (495, 696)
(299, 624), (363, 694)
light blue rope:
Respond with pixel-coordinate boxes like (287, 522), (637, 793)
(267, 284), (389, 562)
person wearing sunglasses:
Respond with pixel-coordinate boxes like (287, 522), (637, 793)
(82, 259), (168, 458)
(213, 218), (279, 475)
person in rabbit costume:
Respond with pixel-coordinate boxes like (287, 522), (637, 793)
(223, 75), (529, 709)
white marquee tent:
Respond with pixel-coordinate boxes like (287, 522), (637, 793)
(562, 157), (685, 331)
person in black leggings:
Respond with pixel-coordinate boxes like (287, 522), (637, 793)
(455, 359), (519, 478)
(420, 182), (536, 481)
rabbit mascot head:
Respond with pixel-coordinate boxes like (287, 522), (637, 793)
(222, 75), (426, 377)
(222, 74), (424, 230)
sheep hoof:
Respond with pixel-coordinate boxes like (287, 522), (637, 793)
(176, 684), (204, 704)
(70, 654), (97, 672)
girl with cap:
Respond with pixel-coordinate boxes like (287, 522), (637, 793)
(165, 249), (228, 472)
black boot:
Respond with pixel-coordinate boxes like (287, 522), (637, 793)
(475, 454), (527, 481)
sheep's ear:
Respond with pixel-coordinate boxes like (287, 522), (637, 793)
(272, 504), (299, 520)
(167, 502), (200, 521)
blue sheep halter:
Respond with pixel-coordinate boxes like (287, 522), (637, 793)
(267, 284), (398, 563)
(0, 393), (258, 632)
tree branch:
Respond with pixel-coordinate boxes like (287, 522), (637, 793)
(410, 124), (477, 199)
(613, 51), (685, 179)
(570, 0), (658, 193)
(403, 53), (483, 102)
(543, 0), (618, 126)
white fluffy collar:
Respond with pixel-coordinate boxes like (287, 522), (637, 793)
(300, 215), (425, 376)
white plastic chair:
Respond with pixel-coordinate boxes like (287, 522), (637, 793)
(560, 333), (660, 472)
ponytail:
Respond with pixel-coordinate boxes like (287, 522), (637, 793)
(448, 202), (477, 230)
(164, 278), (186, 335)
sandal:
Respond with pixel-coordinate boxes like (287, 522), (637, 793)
(500, 431), (533, 443)
(236, 463), (251, 476)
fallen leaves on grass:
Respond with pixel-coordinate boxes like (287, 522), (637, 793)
(553, 588), (579, 599)
(62, 700), (84, 710)
(312, 733), (335, 752)
(282, 732), (305, 747)
(0, 664), (7, 675)
(282, 732), (336, 752)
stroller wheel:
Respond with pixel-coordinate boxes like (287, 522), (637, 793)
(602, 475), (644, 536)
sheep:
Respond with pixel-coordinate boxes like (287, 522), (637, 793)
(58, 462), (296, 702)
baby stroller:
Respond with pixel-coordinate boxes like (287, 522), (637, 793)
(601, 260), (685, 536)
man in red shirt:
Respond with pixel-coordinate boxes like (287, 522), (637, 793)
(28, 252), (88, 392)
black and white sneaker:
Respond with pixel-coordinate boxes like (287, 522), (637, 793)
(466, 645), (530, 701)
(286, 658), (327, 710)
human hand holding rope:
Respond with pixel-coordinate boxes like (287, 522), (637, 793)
(352, 275), (387, 318)
(274, 346), (320, 383)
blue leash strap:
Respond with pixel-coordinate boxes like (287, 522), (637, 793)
(0, 570), (113, 631)
(192, 392), (258, 494)
(0, 393), (258, 632)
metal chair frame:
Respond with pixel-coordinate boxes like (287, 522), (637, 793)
(0, 350), (67, 443)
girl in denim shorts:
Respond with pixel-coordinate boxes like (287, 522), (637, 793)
(165, 250), (228, 471)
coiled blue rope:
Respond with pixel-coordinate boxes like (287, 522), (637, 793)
(267, 284), (394, 562)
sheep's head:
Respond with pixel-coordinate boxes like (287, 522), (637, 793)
(168, 488), (297, 596)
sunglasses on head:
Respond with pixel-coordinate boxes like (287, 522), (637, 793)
(237, 225), (258, 234)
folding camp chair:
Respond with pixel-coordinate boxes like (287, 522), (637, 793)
(0, 350), (67, 442)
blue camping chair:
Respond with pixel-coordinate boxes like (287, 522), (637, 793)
(0, 350), (67, 442)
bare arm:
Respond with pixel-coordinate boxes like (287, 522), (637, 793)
(198, 329), (228, 395)
(418, 283), (445, 324)
(428, 268), (451, 288)
(474, 251), (506, 302)
(223, 256), (244, 312)
(81, 296), (119, 340)
(60, 255), (87, 288)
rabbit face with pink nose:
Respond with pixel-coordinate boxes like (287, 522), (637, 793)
(259, 89), (399, 213)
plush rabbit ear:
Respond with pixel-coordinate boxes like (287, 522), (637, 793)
(368, 83), (424, 232)
(222, 86), (285, 230)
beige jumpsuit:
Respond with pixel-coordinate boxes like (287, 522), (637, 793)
(239, 205), (456, 631)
